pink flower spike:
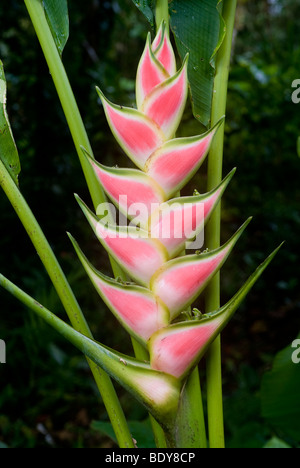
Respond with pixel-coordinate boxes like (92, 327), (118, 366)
(141, 56), (189, 139)
(68, 234), (170, 344)
(149, 317), (224, 379)
(136, 33), (169, 110)
(97, 88), (165, 169)
(149, 169), (236, 258)
(86, 154), (166, 229)
(145, 118), (224, 197)
(152, 22), (177, 76)
(75, 195), (169, 287)
(150, 219), (251, 319)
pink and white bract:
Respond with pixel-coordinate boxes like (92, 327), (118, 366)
(70, 23), (261, 419)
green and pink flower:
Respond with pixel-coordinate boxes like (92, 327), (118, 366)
(66, 23), (278, 426)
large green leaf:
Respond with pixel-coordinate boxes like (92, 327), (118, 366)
(43, 0), (69, 55)
(261, 335), (300, 443)
(170, 0), (225, 127)
(0, 61), (21, 185)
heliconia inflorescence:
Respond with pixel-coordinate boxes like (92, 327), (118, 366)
(67, 23), (279, 427)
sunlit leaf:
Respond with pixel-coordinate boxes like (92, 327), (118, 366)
(43, 0), (69, 55)
(0, 61), (21, 185)
(131, 0), (155, 28)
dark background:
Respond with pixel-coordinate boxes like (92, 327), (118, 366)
(0, 0), (299, 448)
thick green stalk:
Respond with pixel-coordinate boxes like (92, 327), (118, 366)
(155, 0), (170, 31)
(205, 0), (237, 449)
(172, 371), (207, 448)
(0, 158), (134, 448)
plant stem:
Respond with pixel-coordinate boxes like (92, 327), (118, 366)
(0, 157), (134, 448)
(155, 0), (170, 31)
(205, 0), (237, 449)
(172, 370), (207, 448)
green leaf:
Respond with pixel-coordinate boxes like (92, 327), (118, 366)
(42, 0), (69, 55)
(170, 0), (225, 127)
(261, 335), (300, 443)
(131, 0), (155, 27)
(91, 420), (118, 444)
(0, 61), (21, 185)
(92, 419), (156, 448)
(263, 437), (291, 449)
(297, 136), (300, 157)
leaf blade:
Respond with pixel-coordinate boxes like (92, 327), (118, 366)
(42, 0), (69, 56)
(0, 61), (21, 185)
(261, 335), (300, 442)
(170, 0), (225, 127)
(131, 0), (155, 28)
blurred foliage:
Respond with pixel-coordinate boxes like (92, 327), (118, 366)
(261, 335), (300, 442)
(0, 0), (299, 448)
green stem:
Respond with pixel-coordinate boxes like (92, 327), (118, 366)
(205, 0), (237, 449)
(172, 370), (207, 448)
(155, 0), (170, 31)
(0, 158), (134, 448)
